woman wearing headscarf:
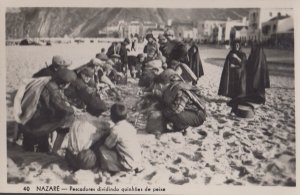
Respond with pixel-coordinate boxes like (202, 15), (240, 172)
(245, 41), (270, 104)
(187, 40), (204, 81)
(218, 40), (247, 99)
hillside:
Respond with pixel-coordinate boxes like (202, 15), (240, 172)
(6, 7), (251, 38)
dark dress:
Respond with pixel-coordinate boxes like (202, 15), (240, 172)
(245, 43), (270, 104)
(187, 44), (204, 79)
(218, 49), (247, 99)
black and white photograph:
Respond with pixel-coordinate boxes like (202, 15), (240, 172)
(1, 0), (298, 194)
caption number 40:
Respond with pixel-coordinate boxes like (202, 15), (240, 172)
(23, 186), (30, 191)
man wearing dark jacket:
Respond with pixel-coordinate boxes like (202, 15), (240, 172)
(106, 38), (130, 74)
(65, 66), (107, 116)
(21, 69), (77, 153)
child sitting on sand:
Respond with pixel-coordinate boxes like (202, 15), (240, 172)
(98, 103), (143, 173)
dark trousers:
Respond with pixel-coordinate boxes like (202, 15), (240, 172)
(165, 109), (206, 131)
(22, 131), (49, 153)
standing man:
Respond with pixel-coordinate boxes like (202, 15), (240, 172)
(120, 38), (130, 75)
(143, 33), (162, 62)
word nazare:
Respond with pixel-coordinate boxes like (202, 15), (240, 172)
(36, 185), (60, 192)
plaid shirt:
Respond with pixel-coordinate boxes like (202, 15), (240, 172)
(171, 89), (189, 114)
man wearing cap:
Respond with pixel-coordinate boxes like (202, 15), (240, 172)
(143, 33), (162, 62)
(65, 66), (108, 116)
(16, 69), (77, 153)
(107, 39), (130, 75)
(32, 55), (72, 78)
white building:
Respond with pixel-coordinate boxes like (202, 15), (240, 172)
(197, 20), (226, 41)
(146, 28), (165, 39)
(247, 8), (293, 40)
(197, 17), (247, 43)
(224, 17), (248, 41)
(230, 26), (248, 40)
(261, 15), (293, 40)
(128, 21), (141, 37)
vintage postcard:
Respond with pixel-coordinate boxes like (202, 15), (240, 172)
(0, 0), (298, 194)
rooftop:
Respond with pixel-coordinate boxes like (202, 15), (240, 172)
(269, 15), (290, 21)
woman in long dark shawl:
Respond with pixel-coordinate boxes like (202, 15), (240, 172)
(245, 42), (270, 104)
(218, 40), (247, 99)
(187, 41), (204, 80)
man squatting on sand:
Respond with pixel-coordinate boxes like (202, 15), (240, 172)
(13, 29), (269, 172)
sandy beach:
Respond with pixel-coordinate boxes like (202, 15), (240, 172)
(6, 43), (295, 186)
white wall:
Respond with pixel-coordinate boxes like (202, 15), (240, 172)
(277, 17), (294, 33)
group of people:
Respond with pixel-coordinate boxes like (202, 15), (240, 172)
(14, 49), (144, 172)
(218, 40), (270, 117)
(12, 27), (269, 173)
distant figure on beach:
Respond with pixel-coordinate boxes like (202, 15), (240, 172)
(143, 33), (161, 62)
(218, 40), (247, 99)
(245, 41), (270, 104)
(95, 48), (109, 61)
(187, 40), (204, 82)
(131, 38), (137, 51)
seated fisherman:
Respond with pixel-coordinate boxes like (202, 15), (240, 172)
(65, 66), (107, 115)
(32, 55), (72, 78)
(127, 53), (145, 78)
(97, 103), (143, 173)
(154, 70), (206, 135)
(14, 69), (77, 153)
(169, 59), (198, 85)
(75, 58), (121, 99)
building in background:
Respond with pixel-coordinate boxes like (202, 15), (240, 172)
(146, 28), (165, 39)
(261, 14), (293, 47)
(142, 21), (158, 36)
(230, 26), (248, 43)
(247, 8), (293, 41)
(128, 21), (142, 38)
(224, 17), (248, 42)
(197, 20), (226, 43)
(171, 21), (197, 40)
(197, 17), (247, 44)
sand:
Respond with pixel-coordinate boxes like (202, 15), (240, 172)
(6, 44), (295, 186)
